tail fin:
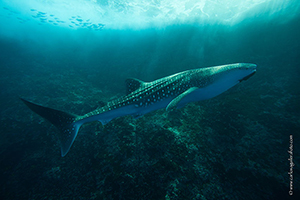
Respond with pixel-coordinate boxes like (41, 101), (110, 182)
(20, 98), (82, 157)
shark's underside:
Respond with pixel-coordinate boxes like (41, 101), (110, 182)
(21, 63), (256, 156)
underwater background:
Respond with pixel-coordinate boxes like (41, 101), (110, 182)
(0, 0), (299, 199)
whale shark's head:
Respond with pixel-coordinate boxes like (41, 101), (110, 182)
(208, 63), (257, 85)
(233, 63), (257, 82)
(189, 63), (257, 101)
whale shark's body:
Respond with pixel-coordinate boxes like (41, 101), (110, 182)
(21, 63), (256, 156)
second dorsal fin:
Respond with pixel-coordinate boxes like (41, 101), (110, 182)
(125, 78), (146, 95)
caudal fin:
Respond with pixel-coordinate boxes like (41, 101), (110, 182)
(20, 98), (82, 157)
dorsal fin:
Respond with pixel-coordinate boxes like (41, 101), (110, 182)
(125, 78), (146, 94)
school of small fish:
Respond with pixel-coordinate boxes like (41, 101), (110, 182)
(2, 7), (105, 31)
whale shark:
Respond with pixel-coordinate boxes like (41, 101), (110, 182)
(21, 63), (256, 156)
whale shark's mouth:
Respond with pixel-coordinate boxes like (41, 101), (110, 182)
(239, 70), (256, 82)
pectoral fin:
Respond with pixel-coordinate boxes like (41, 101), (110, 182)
(166, 87), (198, 111)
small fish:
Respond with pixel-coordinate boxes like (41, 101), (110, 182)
(38, 11), (46, 15)
(30, 9), (36, 11)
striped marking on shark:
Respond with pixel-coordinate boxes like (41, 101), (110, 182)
(21, 63), (256, 156)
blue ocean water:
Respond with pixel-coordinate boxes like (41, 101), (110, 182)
(0, 0), (299, 199)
